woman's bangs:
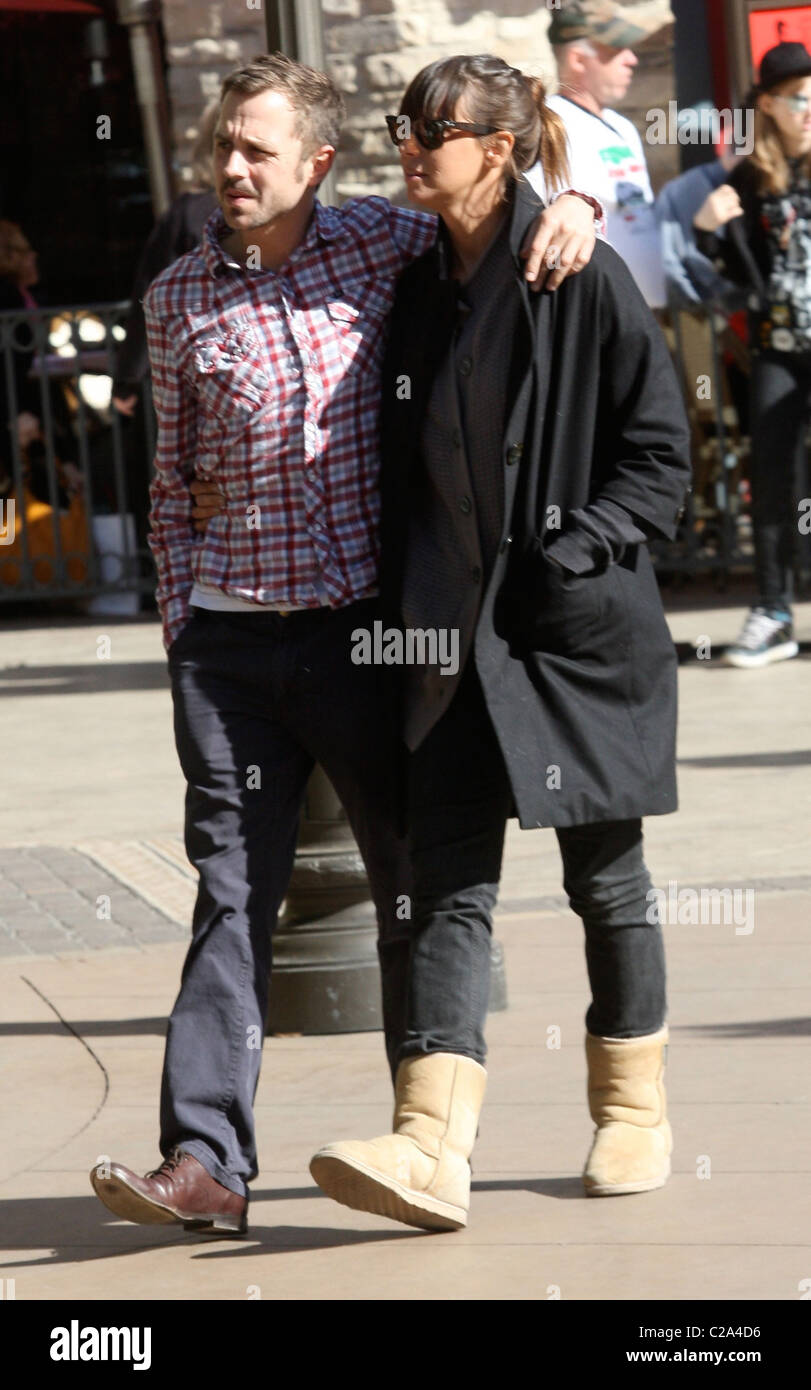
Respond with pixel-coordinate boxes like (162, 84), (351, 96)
(399, 62), (466, 122)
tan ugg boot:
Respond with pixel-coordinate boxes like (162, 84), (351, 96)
(309, 1052), (487, 1231)
(582, 1027), (672, 1196)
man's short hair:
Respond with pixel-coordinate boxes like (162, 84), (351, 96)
(553, 38), (600, 63)
(220, 52), (346, 156)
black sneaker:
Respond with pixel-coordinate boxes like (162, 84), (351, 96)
(722, 607), (799, 668)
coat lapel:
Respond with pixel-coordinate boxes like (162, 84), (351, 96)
(502, 180), (558, 535)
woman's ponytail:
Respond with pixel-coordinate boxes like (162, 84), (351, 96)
(525, 74), (570, 192)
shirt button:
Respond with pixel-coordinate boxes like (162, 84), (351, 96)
(459, 356), (473, 376)
(506, 443), (523, 466)
(460, 496), (472, 515)
(499, 535), (512, 554)
(471, 565), (482, 584)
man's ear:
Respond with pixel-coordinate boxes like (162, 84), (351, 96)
(307, 145), (337, 188)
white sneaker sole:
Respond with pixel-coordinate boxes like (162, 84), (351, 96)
(722, 641), (799, 669)
(310, 1151), (466, 1231)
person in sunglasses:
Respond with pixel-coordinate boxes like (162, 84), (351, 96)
(309, 53), (691, 1231)
(694, 41), (811, 668)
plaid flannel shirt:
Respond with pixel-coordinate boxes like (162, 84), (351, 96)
(145, 196), (437, 648)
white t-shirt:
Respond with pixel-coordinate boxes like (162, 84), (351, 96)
(527, 94), (666, 308)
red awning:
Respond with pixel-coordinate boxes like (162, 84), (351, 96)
(0, 0), (102, 12)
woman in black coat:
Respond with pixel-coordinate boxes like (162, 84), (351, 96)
(309, 55), (692, 1232)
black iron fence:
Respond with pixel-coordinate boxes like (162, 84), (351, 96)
(0, 297), (778, 608)
(0, 301), (155, 609)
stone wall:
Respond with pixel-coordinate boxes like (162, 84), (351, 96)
(161, 0), (265, 189)
(323, 0), (679, 202)
(158, 0), (679, 198)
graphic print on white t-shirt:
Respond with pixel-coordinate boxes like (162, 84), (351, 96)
(527, 95), (666, 307)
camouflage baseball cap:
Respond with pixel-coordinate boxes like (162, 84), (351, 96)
(548, 1), (668, 50)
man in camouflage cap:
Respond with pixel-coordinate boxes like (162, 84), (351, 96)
(548, 0), (665, 51)
(528, 1), (672, 305)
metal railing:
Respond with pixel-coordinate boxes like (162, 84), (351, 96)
(0, 300), (155, 605)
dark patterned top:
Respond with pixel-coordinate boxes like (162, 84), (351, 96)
(401, 213), (521, 748)
(695, 155), (811, 356)
(753, 161), (811, 353)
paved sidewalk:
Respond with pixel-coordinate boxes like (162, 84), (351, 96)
(0, 591), (809, 1300)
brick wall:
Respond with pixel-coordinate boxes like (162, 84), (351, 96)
(159, 0), (679, 198)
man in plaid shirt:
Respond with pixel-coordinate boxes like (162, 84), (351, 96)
(90, 53), (601, 1236)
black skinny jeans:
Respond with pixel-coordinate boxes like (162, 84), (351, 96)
(397, 663), (667, 1068)
(750, 350), (811, 613)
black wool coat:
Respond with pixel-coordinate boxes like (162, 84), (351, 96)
(378, 177), (693, 829)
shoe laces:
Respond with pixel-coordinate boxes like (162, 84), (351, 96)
(146, 1147), (187, 1180)
(735, 608), (786, 649)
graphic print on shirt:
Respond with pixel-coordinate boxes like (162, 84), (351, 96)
(599, 147), (650, 228)
(756, 176), (811, 353)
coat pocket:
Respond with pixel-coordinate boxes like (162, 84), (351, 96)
(500, 539), (608, 657)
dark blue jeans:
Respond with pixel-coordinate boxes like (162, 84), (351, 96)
(162, 601), (412, 1198)
(398, 663), (667, 1068)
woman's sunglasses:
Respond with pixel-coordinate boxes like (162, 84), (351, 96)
(773, 92), (811, 113)
(385, 114), (501, 151)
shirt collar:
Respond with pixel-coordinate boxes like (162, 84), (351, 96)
(201, 198), (343, 280)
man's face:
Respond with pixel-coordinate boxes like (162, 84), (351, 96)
(579, 42), (638, 106)
(213, 89), (318, 231)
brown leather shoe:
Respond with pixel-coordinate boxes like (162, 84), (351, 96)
(89, 1149), (247, 1234)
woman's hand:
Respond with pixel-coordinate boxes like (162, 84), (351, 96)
(693, 184), (744, 233)
(520, 194), (597, 292)
(190, 476), (226, 534)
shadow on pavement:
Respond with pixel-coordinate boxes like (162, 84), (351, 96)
(676, 1017), (811, 1038)
(0, 1191), (421, 1268)
(0, 664), (169, 696)
(679, 750), (811, 768)
(674, 642), (811, 666)
(472, 1176), (583, 1200)
(0, 1019), (168, 1038)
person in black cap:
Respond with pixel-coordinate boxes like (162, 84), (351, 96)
(694, 42), (811, 666)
